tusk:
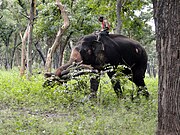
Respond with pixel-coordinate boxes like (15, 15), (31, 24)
(79, 64), (93, 69)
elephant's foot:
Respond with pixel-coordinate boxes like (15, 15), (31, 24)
(115, 93), (123, 99)
(81, 92), (97, 103)
(88, 92), (97, 99)
(137, 87), (150, 99)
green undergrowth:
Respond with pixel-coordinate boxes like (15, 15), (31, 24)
(0, 69), (158, 135)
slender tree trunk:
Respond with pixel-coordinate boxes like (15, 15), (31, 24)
(58, 31), (73, 66)
(153, 0), (180, 134)
(15, 49), (21, 67)
(116, 0), (122, 34)
(45, 0), (69, 72)
(10, 33), (18, 69)
(2, 30), (13, 70)
(147, 62), (151, 77)
(34, 42), (46, 65)
(27, 0), (35, 78)
(58, 46), (64, 66)
(5, 43), (9, 70)
(20, 25), (29, 76)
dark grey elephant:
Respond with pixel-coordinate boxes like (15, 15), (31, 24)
(51, 33), (149, 99)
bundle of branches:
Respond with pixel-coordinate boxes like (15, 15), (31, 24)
(43, 62), (114, 88)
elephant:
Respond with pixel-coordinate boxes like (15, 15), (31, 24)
(50, 32), (149, 99)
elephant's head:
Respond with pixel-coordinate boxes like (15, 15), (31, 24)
(79, 40), (106, 67)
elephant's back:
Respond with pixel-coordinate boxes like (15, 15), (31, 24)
(109, 34), (140, 46)
(109, 34), (128, 39)
(109, 34), (147, 67)
(109, 34), (145, 54)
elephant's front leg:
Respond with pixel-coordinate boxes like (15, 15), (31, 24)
(111, 79), (122, 98)
(89, 76), (100, 99)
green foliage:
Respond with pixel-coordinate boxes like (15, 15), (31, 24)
(0, 0), (156, 70)
(34, 2), (61, 38)
(0, 70), (158, 134)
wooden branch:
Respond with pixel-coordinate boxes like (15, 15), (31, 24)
(19, 12), (29, 19)
(43, 64), (116, 87)
(43, 67), (98, 87)
(44, 62), (94, 78)
(17, 0), (29, 17)
(45, 0), (69, 72)
(55, 0), (70, 31)
(60, 69), (99, 80)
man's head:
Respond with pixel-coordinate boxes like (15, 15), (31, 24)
(98, 16), (104, 22)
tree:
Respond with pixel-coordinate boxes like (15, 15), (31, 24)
(20, 25), (29, 76)
(152, 0), (180, 134)
(26, 0), (36, 78)
(116, 0), (123, 34)
(0, 24), (14, 69)
(44, 0), (69, 72)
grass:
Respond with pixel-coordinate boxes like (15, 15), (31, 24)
(0, 69), (158, 135)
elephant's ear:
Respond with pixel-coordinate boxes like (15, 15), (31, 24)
(91, 41), (104, 55)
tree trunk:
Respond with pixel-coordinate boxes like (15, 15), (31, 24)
(1, 30), (13, 70)
(116, 0), (122, 34)
(20, 25), (29, 76)
(58, 31), (73, 66)
(152, 0), (180, 134)
(34, 42), (46, 65)
(10, 33), (18, 69)
(147, 62), (151, 77)
(5, 43), (9, 70)
(58, 46), (64, 66)
(27, 0), (35, 78)
(15, 49), (21, 67)
(45, 0), (69, 72)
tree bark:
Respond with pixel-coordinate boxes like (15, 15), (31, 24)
(10, 33), (18, 69)
(116, 0), (126, 34)
(4, 32), (13, 70)
(20, 25), (29, 76)
(152, 0), (180, 134)
(5, 42), (10, 70)
(58, 31), (73, 66)
(26, 0), (35, 78)
(34, 42), (46, 65)
(116, 0), (122, 34)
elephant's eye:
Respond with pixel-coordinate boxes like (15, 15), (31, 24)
(84, 48), (90, 52)
(87, 49), (92, 55)
(84, 48), (88, 51)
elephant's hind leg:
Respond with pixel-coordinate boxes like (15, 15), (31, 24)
(132, 69), (149, 98)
